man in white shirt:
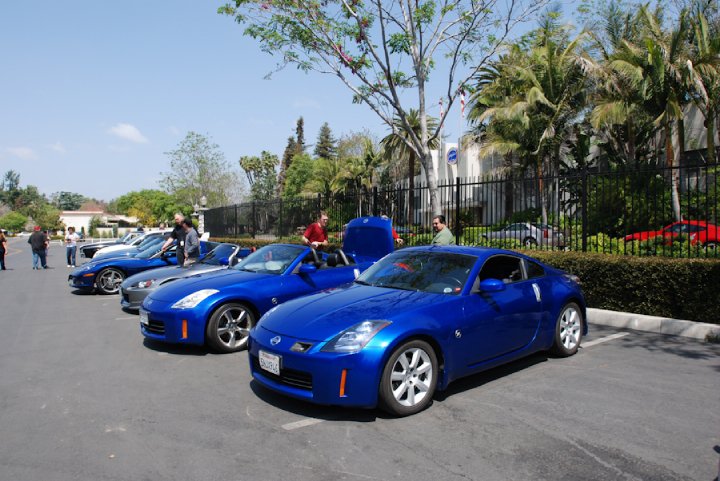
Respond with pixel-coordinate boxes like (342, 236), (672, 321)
(65, 227), (80, 267)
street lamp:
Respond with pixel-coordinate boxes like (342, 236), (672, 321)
(197, 195), (208, 235)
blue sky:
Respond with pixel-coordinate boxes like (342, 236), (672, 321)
(0, 1), (566, 202)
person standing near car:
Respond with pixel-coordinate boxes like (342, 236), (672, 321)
(431, 215), (455, 245)
(301, 211), (329, 250)
(64, 227), (80, 267)
(0, 231), (8, 270)
(182, 219), (200, 266)
(161, 213), (186, 267)
(28, 226), (49, 269)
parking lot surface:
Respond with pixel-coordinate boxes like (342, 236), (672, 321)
(0, 237), (718, 481)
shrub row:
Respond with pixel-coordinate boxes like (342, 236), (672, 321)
(525, 250), (720, 325)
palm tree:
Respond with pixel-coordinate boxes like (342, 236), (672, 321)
(468, 13), (590, 223)
(687, 13), (720, 164)
(381, 110), (439, 226)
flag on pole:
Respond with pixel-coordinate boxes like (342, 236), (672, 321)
(460, 90), (466, 119)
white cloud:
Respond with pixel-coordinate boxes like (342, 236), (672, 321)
(107, 123), (149, 143)
(49, 142), (66, 154)
(6, 147), (37, 160)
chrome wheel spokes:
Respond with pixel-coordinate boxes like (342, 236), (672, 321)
(216, 307), (251, 349)
(389, 347), (433, 407)
(559, 307), (581, 350)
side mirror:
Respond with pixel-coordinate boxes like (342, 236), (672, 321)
(299, 264), (317, 274)
(479, 278), (505, 293)
(218, 256), (230, 266)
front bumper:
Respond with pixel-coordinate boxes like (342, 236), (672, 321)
(139, 300), (207, 346)
(68, 274), (95, 290)
(248, 325), (383, 408)
(120, 286), (151, 310)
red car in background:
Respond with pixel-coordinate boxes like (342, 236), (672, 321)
(624, 220), (719, 248)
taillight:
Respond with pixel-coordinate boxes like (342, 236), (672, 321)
(543, 229), (549, 238)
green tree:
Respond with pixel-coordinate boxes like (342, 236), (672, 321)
(51, 191), (86, 211)
(0, 170), (21, 207)
(0, 211), (28, 232)
(219, 0), (547, 216)
(110, 190), (186, 225)
(161, 131), (241, 208)
(239, 151), (279, 200)
(314, 122), (338, 160)
(381, 110), (439, 225)
(282, 153), (315, 199)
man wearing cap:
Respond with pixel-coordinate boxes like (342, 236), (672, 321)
(28, 226), (49, 269)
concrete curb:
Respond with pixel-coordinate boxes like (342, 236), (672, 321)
(587, 308), (720, 341)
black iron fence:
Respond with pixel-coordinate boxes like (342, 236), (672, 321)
(205, 162), (720, 257)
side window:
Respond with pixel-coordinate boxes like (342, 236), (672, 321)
(479, 255), (524, 284)
(526, 260), (545, 279)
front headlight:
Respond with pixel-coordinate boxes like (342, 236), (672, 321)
(171, 289), (219, 309)
(321, 320), (391, 353)
(136, 279), (158, 289)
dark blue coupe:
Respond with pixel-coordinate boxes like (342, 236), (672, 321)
(139, 216), (395, 353)
(248, 246), (587, 416)
(68, 242), (215, 295)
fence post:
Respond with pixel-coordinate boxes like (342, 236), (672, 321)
(581, 166), (588, 252)
(372, 186), (378, 217)
(234, 205), (238, 237)
(251, 201), (257, 239)
(455, 177), (461, 245)
(317, 193), (322, 214)
(278, 197), (283, 239)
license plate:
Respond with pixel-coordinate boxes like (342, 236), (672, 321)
(139, 310), (149, 326)
(259, 350), (280, 376)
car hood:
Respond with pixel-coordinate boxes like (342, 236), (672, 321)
(92, 248), (139, 261)
(122, 263), (225, 288)
(73, 256), (157, 274)
(148, 269), (276, 302)
(258, 284), (443, 341)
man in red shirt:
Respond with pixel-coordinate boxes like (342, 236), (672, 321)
(302, 211), (329, 250)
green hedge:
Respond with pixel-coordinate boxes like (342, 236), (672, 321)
(525, 251), (720, 324)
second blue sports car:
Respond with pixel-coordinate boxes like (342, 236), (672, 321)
(248, 246), (587, 416)
(139, 216), (395, 353)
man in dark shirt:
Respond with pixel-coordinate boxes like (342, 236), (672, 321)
(28, 226), (49, 269)
(182, 219), (200, 266)
(161, 213), (187, 266)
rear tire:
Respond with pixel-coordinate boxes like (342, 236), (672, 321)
(378, 340), (437, 416)
(551, 302), (583, 357)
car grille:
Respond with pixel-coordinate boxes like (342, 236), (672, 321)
(251, 355), (313, 390)
(144, 318), (165, 335)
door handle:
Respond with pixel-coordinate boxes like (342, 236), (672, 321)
(532, 283), (541, 303)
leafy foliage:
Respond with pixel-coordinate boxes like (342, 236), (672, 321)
(239, 151), (279, 201)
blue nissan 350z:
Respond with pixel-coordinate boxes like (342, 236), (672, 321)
(248, 246), (587, 416)
(139, 216), (395, 353)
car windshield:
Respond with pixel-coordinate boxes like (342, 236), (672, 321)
(136, 235), (163, 250)
(119, 232), (135, 243)
(136, 244), (164, 259)
(232, 245), (305, 275)
(201, 244), (237, 266)
(356, 251), (477, 295)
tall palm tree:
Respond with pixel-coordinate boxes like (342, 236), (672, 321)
(469, 13), (590, 223)
(381, 110), (439, 226)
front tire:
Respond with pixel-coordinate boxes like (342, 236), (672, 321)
(551, 302), (583, 357)
(96, 268), (124, 295)
(379, 340), (438, 416)
(206, 303), (256, 353)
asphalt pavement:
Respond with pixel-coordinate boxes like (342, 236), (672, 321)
(0, 236), (718, 481)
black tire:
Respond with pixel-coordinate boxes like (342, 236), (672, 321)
(523, 237), (537, 247)
(550, 302), (583, 357)
(95, 268), (124, 295)
(378, 339), (438, 417)
(206, 303), (256, 353)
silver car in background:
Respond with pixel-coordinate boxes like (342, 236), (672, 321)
(120, 243), (248, 311)
(482, 222), (565, 248)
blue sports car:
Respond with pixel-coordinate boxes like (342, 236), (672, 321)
(139, 216), (395, 353)
(69, 241), (215, 295)
(248, 246), (587, 416)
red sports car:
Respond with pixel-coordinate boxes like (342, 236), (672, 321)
(624, 220), (719, 248)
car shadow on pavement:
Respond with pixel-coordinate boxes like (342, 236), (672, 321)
(613, 330), (720, 361)
(249, 380), (385, 422)
(434, 352), (549, 402)
(70, 289), (99, 296)
(142, 338), (210, 356)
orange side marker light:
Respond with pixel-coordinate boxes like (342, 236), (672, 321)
(339, 369), (347, 397)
